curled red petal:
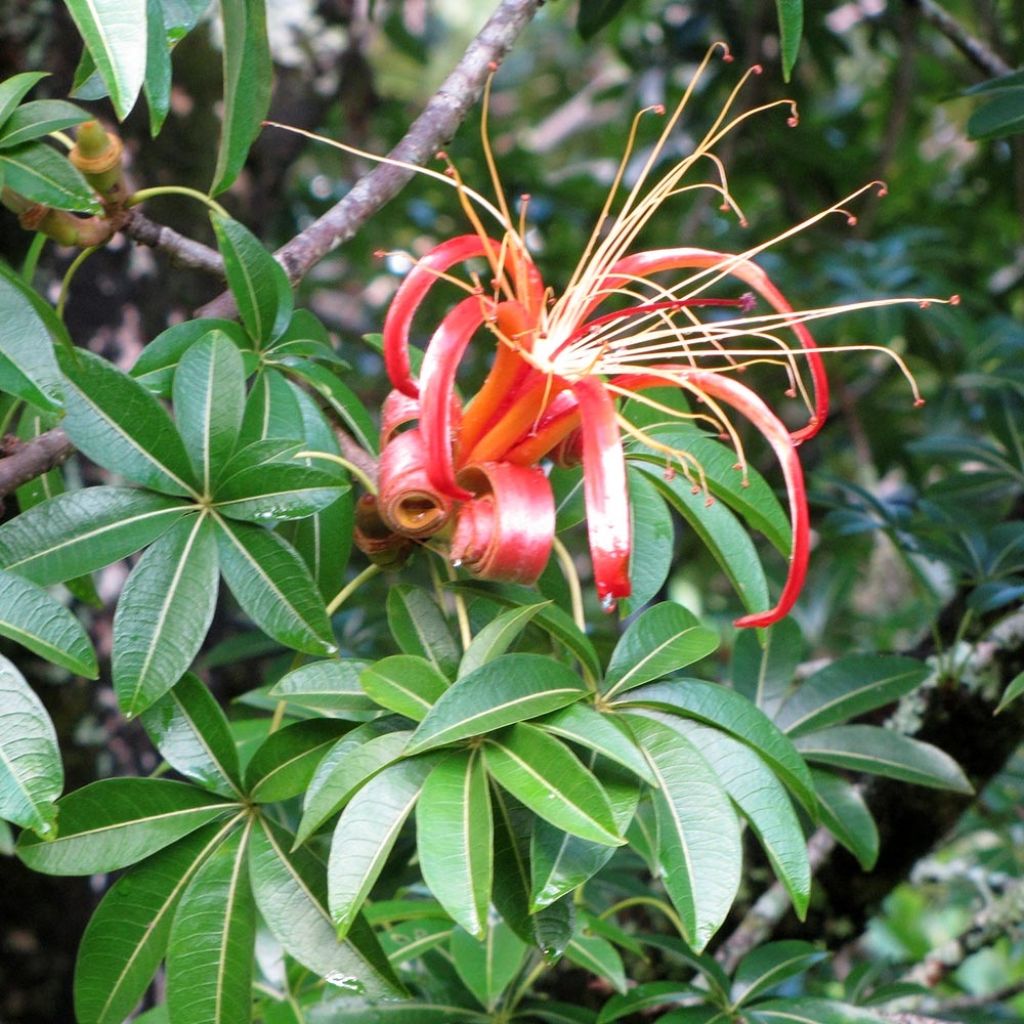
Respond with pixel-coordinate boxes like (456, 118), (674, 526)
(353, 494), (414, 569)
(572, 377), (632, 607)
(383, 235), (500, 398)
(603, 248), (829, 443)
(377, 429), (454, 539)
(418, 296), (495, 501)
(450, 462), (554, 584)
(380, 389), (420, 446)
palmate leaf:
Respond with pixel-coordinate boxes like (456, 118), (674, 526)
(240, 367), (305, 442)
(565, 931), (627, 995)
(280, 358), (379, 453)
(0, 140), (100, 213)
(0, 100), (91, 149)
(731, 940), (827, 1006)
(131, 319), (253, 397)
(731, 618), (804, 716)
(166, 823), (256, 1024)
(450, 920), (527, 1011)
(214, 462), (347, 522)
(747, 998), (886, 1024)
(73, 819), (240, 1024)
(386, 585), (460, 680)
(416, 750), (492, 938)
(244, 719), (350, 803)
(458, 602), (548, 678)
(0, 486), (189, 586)
(143, 0), (172, 134)
(248, 816), (402, 997)
(0, 653), (62, 833)
(621, 467), (674, 615)
(811, 769), (878, 870)
(775, 0), (804, 81)
(0, 568), (97, 677)
(16, 778), (236, 875)
(112, 514), (219, 718)
(268, 659), (378, 716)
(360, 655), (450, 721)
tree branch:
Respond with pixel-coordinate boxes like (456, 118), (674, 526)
(906, 0), (1012, 77)
(0, 429), (74, 499)
(124, 210), (225, 279)
(197, 0), (544, 319)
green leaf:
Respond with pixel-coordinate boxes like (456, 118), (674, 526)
(166, 824), (255, 1024)
(0, 100), (91, 149)
(405, 655), (589, 755)
(795, 725), (973, 793)
(328, 756), (438, 936)
(280, 358), (379, 454)
(306, 1003), (485, 1023)
(731, 618), (803, 715)
(297, 727), (412, 846)
(484, 724), (623, 846)
(450, 920), (527, 1011)
(143, 0), (172, 134)
(617, 679), (817, 814)
(0, 568), (97, 676)
(458, 602), (548, 678)
(0, 261), (66, 412)
(0, 653), (62, 833)
(214, 515), (337, 656)
(173, 330), (246, 496)
(64, 0), (147, 118)
(968, 87), (1024, 140)
(565, 931), (627, 995)
(268, 659), (378, 715)
(596, 981), (697, 1024)
(112, 514), (219, 717)
(640, 468), (770, 618)
(449, 581), (601, 682)
(621, 467), (674, 615)
(249, 816), (402, 996)
(489, 785), (533, 944)
(131, 319), (253, 397)
(214, 463), (346, 522)
(287, 487), (354, 603)
(60, 348), (199, 497)
(776, 656), (929, 737)
(625, 714), (742, 951)
(811, 769), (878, 870)
(416, 750), (492, 938)
(0, 140), (100, 212)
(533, 897), (576, 960)
(73, 821), (237, 1024)
(747, 997), (886, 1024)
(140, 673), (243, 798)
(0, 486), (189, 586)
(732, 941), (827, 1006)
(211, 0), (272, 194)
(995, 670), (1024, 714)
(775, 0), (803, 80)
(668, 718), (811, 919)
(576, 0), (629, 40)
(0, 72), (49, 131)
(245, 719), (349, 803)
(603, 602), (719, 699)
(16, 778), (235, 874)
(534, 704), (656, 784)
(240, 367), (305, 443)
(386, 584), (460, 680)
(211, 213), (291, 344)
(360, 655), (450, 721)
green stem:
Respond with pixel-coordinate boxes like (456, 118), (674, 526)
(599, 895), (687, 938)
(293, 449), (377, 495)
(50, 130), (74, 151)
(552, 535), (586, 633)
(128, 185), (230, 218)
(327, 563), (381, 616)
(21, 232), (47, 284)
(56, 246), (99, 324)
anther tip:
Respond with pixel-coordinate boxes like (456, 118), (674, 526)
(950, 294), (961, 305)
(876, 182), (889, 197)
(913, 397), (926, 408)
(705, 496), (715, 508)
(653, 104), (666, 115)
(435, 150), (447, 160)
(722, 53), (735, 63)
(752, 63), (764, 75)
(787, 115), (800, 127)
(919, 300), (931, 309)
(784, 388), (796, 398)
(488, 60), (500, 72)
(846, 215), (858, 226)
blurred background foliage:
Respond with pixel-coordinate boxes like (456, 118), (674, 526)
(1, 0), (1023, 1020)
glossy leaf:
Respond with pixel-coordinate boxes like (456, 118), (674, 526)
(603, 602), (719, 699)
(618, 679), (817, 813)
(386, 585), (460, 680)
(281, 358), (379, 454)
(166, 824), (255, 1024)
(0, 140), (100, 213)
(140, 672), (243, 798)
(450, 920), (527, 1011)
(484, 724), (623, 846)
(143, 0), (172, 133)
(214, 515), (337, 656)
(795, 725), (973, 793)
(64, 0), (147, 118)
(0, 568), (97, 677)
(776, 656), (929, 737)
(60, 348), (199, 497)
(405, 655), (589, 755)
(0, 100), (91, 149)
(996, 670), (1024, 714)
(287, 486), (354, 603)
(732, 940), (827, 1005)
(210, 0), (272, 194)
(131, 319), (253, 397)
(0, 72), (48, 130)
(211, 213), (291, 343)
(416, 750), (492, 937)
(268, 659), (377, 715)
(16, 778), (235, 875)
(112, 514), (219, 717)
(240, 367), (305, 442)
(811, 769), (878, 870)
(565, 932), (627, 995)
(173, 330), (246, 495)
(245, 719), (349, 803)
(0, 653), (62, 833)
(621, 467), (674, 615)
(329, 756), (438, 936)
(596, 981), (698, 1024)
(577, 0), (629, 40)
(248, 816), (402, 996)
(747, 998), (886, 1024)
(731, 618), (803, 716)
(214, 463), (346, 522)
(0, 487), (188, 586)
(73, 821), (237, 1024)
(625, 714), (742, 951)
(0, 262), (65, 412)
(776, 0), (804, 80)
(458, 601), (548, 678)
(360, 655), (450, 721)
(489, 784), (533, 944)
